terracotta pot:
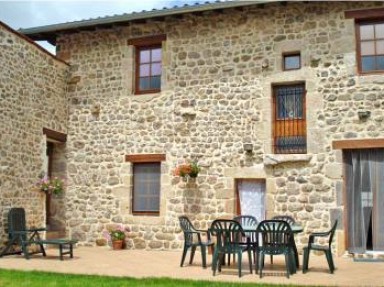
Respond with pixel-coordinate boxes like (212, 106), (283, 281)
(112, 240), (124, 250)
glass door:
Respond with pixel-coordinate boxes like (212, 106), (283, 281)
(345, 148), (384, 252)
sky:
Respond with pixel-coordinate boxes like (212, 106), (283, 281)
(0, 0), (204, 53)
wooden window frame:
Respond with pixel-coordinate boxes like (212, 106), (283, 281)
(272, 83), (307, 154)
(282, 52), (301, 71)
(128, 35), (166, 95)
(345, 8), (384, 75)
(126, 154), (166, 216)
(355, 20), (384, 74)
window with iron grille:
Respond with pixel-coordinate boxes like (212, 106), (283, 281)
(273, 84), (306, 154)
(357, 21), (384, 73)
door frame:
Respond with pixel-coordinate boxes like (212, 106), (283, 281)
(43, 128), (67, 227)
(336, 139), (384, 252)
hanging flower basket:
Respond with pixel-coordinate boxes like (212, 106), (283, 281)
(36, 175), (65, 195)
(173, 161), (200, 179)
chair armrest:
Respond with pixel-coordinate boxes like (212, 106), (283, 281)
(26, 228), (46, 232)
(184, 230), (199, 235)
(308, 231), (331, 243)
(11, 231), (30, 235)
(195, 229), (212, 240)
(310, 231), (330, 238)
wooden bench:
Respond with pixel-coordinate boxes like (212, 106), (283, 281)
(35, 239), (78, 260)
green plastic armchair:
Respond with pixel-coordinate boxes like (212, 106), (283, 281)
(210, 219), (252, 277)
(178, 216), (214, 268)
(302, 220), (338, 274)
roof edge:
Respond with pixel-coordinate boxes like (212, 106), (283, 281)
(19, 1), (277, 40)
(0, 21), (69, 66)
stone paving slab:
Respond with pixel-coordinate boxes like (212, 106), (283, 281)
(0, 247), (383, 286)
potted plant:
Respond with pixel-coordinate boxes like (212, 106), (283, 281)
(173, 161), (200, 179)
(104, 225), (126, 250)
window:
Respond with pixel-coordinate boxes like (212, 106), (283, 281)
(136, 46), (162, 93)
(357, 21), (384, 73)
(283, 53), (301, 70)
(133, 162), (161, 214)
(128, 35), (166, 95)
(126, 154), (165, 215)
(273, 84), (306, 154)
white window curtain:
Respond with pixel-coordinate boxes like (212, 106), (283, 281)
(346, 149), (384, 253)
(238, 179), (265, 222)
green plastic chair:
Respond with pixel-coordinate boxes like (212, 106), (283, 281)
(270, 215), (296, 265)
(302, 220), (338, 274)
(233, 215), (258, 264)
(0, 208), (46, 259)
(271, 215), (295, 225)
(256, 220), (296, 278)
(210, 219), (252, 277)
(178, 216), (214, 268)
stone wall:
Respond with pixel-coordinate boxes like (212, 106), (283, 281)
(0, 22), (68, 243)
(52, 1), (384, 253)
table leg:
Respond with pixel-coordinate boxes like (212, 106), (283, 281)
(291, 239), (299, 268)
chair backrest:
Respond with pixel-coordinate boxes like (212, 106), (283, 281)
(8, 208), (27, 240)
(328, 220), (338, 248)
(256, 220), (292, 254)
(271, 215), (295, 225)
(210, 219), (244, 250)
(233, 215), (258, 229)
(178, 216), (197, 245)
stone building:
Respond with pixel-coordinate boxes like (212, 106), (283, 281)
(1, 1), (384, 257)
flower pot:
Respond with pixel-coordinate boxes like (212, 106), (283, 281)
(112, 240), (124, 250)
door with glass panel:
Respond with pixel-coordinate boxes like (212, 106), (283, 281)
(344, 149), (384, 253)
(236, 179), (266, 222)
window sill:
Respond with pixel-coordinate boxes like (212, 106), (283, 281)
(263, 154), (312, 166)
(132, 212), (160, 216)
(130, 92), (161, 102)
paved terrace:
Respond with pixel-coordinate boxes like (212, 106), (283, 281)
(0, 247), (383, 286)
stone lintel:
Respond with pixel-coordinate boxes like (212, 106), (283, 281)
(263, 154), (312, 166)
(223, 165), (266, 178)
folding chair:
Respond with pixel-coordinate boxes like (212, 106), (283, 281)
(0, 208), (46, 259)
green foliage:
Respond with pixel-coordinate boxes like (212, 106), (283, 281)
(110, 230), (125, 241)
(0, 269), (316, 287)
(37, 176), (65, 195)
